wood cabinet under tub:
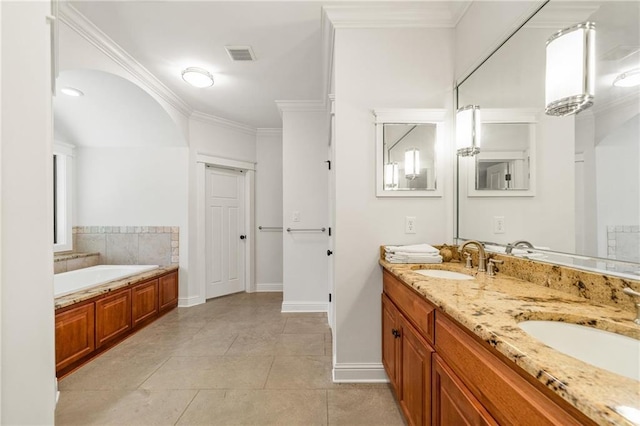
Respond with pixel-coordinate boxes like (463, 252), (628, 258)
(55, 269), (178, 377)
(381, 269), (595, 426)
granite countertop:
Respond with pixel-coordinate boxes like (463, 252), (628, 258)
(54, 265), (179, 310)
(54, 252), (100, 262)
(380, 259), (640, 426)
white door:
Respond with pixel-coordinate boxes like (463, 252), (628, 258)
(327, 108), (335, 331)
(205, 166), (246, 299)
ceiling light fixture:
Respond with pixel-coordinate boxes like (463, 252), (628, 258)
(181, 67), (214, 88)
(60, 87), (84, 97)
(545, 22), (596, 117)
(613, 68), (640, 88)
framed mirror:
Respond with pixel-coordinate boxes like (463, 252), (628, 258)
(465, 109), (537, 197)
(374, 109), (446, 197)
(455, 1), (640, 278)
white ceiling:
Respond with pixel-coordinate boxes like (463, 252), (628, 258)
(67, 1), (469, 129)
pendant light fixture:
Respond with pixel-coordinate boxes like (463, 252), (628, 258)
(545, 22), (595, 116)
(456, 105), (481, 157)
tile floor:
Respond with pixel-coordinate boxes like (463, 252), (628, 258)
(56, 292), (405, 425)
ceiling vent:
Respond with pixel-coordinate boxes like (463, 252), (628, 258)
(225, 46), (256, 61)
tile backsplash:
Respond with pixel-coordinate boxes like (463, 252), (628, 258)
(74, 226), (179, 266)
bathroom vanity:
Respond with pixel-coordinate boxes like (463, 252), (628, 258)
(380, 253), (640, 426)
(54, 266), (179, 377)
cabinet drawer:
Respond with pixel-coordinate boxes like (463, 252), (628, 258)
(435, 314), (592, 426)
(95, 289), (131, 348)
(383, 269), (435, 344)
(132, 279), (159, 327)
(55, 302), (95, 371)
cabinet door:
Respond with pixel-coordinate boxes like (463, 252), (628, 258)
(55, 302), (95, 371)
(382, 294), (400, 393)
(432, 354), (497, 426)
(399, 315), (434, 426)
(159, 271), (178, 311)
(132, 279), (159, 327)
(95, 289), (131, 348)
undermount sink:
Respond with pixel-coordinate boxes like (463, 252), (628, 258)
(414, 270), (474, 280)
(518, 320), (640, 381)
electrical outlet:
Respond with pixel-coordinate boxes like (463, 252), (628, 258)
(493, 216), (505, 234)
(405, 216), (417, 234)
(292, 211), (300, 222)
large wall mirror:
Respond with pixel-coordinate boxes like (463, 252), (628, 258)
(456, 0), (640, 278)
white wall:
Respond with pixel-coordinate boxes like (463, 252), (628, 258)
(1, 1), (56, 423)
(454, 1), (544, 82)
(281, 108), (329, 311)
(332, 27), (454, 380)
(255, 130), (283, 291)
(75, 146), (190, 293)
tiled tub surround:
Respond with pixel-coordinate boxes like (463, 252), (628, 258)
(74, 226), (179, 266)
(54, 252), (100, 274)
(380, 254), (640, 426)
(608, 225), (640, 264)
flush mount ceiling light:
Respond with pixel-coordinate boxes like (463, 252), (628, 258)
(456, 105), (481, 157)
(60, 87), (84, 97)
(613, 68), (640, 88)
(181, 67), (214, 88)
(545, 22), (596, 117)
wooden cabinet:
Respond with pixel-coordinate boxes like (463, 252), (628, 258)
(382, 277), (435, 426)
(56, 269), (178, 377)
(55, 302), (95, 371)
(95, 289), (131, 348)
(159, 271), (178, 311)
(432, 354), (497, 426)
(382, 269), (595, 426)
(132, 278), (159, 327)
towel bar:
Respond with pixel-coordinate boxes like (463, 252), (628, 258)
(286, 227), (326, 233)
(258, 226), (283, 231)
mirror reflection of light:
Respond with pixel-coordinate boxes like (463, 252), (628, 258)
(615, 406), (640, 424)
(613, 68), (640, 87)
(384, 162), (398, 189)
(404, 148), (420, 180)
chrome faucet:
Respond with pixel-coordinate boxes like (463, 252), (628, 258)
(505, 240), (534, 254)
(459, 240), (487, 272)
(622, 287), (640, 325)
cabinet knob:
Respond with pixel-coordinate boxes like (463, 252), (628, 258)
(327, 250), (333, 256)
(392, 329), (401, 338)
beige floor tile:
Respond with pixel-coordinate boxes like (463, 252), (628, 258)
(141, 356), (274, 390)
(328, 388), (405, 425)
(275, 333), (325, 356)
(59, 354), (169, 390)
(177, 389), (327, 426)
(265, 356), (334, 389)
(55, 389), (198, 426)
(169, 332), (238, 357)
(283, 316), (331, 334)
(225, 333), (278, 356)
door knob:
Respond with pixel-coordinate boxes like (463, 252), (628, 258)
(327, 250), (333, 256)
(240, 235), (246, 240)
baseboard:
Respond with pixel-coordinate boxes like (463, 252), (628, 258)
(178, 295), (203, 308)
(281, 301), (328, 313)
(256, 282), (283, 292)
(332, 363), (390, 382)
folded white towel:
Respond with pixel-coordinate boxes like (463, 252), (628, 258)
(385, 254), (443, 264)
(391, 251), (441, 258)
(385, 244), (439, 254)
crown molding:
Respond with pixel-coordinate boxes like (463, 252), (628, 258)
(275, 100), (327, 117)
(322, 5), (460, 29)
(256, 128), (283, 137)
(526, 4), (601, 29)
(190, 111), (257, 136)
(58, 3), (193, 118)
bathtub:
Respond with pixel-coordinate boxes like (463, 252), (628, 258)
(54, 264), (159, 297)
